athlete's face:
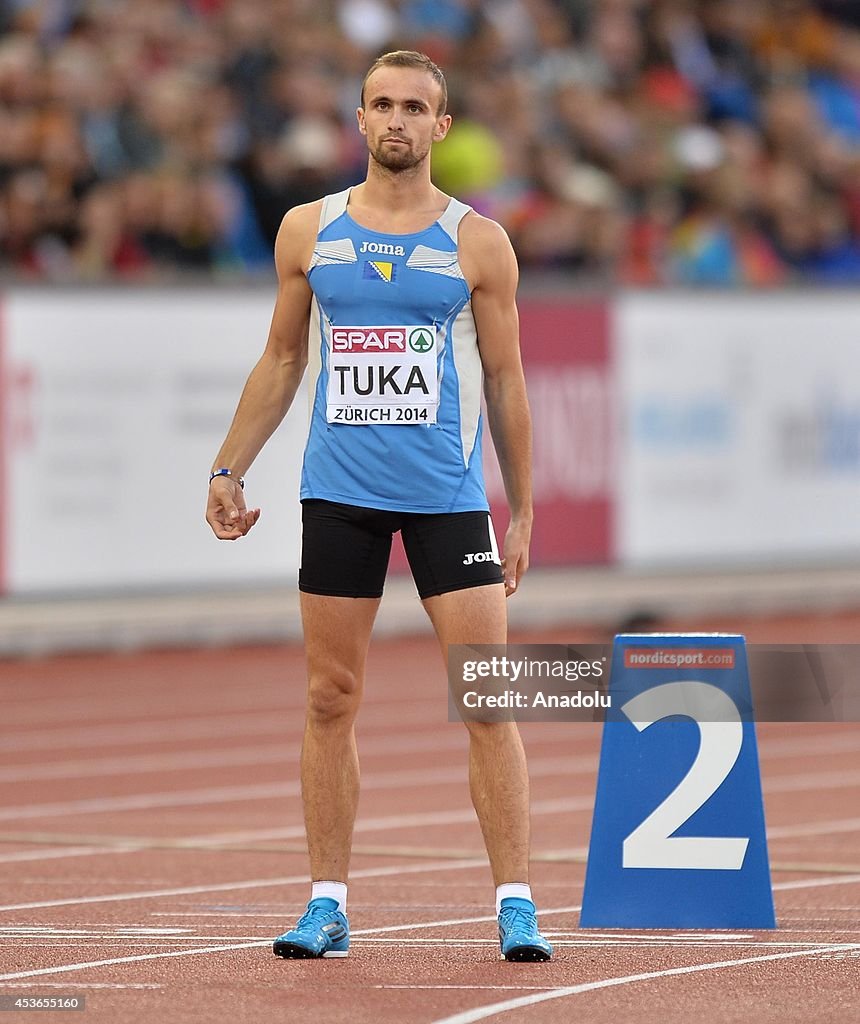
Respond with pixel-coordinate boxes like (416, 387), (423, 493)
(358, 67), (451, 172)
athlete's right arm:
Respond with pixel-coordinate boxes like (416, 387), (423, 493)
(205, 202), (320, 540)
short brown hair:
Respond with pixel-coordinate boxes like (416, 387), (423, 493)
(361, 50), (447, 116)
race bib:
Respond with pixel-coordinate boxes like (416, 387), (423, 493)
(326, 325), (437, 425)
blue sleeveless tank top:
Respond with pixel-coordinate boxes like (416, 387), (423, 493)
(300, 187), (489, 512)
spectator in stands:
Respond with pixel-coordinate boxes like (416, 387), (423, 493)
(0, 0), (857, 285)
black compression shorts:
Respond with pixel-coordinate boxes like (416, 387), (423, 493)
(299, 499), (505, 599)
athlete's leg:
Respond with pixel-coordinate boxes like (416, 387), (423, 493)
(297, 501), (394, 885)
(300, 592), (380, 882)
(422, 583), (531, 886)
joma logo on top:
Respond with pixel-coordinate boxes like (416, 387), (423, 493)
(359, 241), (406, 256)
(332, 328), (407, 352)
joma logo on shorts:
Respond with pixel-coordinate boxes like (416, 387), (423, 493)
(463, 551), (497, 565)
(359, 241), (406, 256)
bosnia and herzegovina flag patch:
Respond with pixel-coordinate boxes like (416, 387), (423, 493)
(362, 260), (396, 282)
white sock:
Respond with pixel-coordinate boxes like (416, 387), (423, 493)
(496, 882), (532, 914)
(311, 880), (348, 913)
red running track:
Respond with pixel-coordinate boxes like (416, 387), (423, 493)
(0, 615), (859, 1023)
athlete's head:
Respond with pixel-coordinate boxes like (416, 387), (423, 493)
(361, 51), (447, 116)
(358, 51), (451, 172)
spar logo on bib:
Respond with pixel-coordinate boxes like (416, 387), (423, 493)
(331, 327), (408, 353)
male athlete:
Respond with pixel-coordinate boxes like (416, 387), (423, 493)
(205, 51), (552, 962)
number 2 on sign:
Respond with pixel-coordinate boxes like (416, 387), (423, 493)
(621, 681), (750, 871)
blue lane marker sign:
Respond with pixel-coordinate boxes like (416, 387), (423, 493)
(580, 634), (776, 929)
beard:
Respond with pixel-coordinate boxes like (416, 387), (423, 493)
(369, 137), (428, 172)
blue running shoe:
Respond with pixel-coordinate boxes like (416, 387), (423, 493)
(273, 897), (349, 959)
(498, 897), (553, 962)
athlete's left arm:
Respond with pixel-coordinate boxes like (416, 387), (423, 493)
(460, 214), (533, 597)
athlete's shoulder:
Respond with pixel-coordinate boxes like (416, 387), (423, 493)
(273, 201), (323, 276)
(457, 210), (517, 290)
(277, 200), (324, 242)
(458, 210), (513, 251)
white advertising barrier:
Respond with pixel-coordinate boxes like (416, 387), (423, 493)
(482, 299), (615, 565)
(616, 292), (860, 566)
(1, 290), (306, 593)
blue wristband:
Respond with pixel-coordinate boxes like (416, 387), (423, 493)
(209, 468), (245, 489)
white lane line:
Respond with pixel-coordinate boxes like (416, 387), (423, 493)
(380, 986), (561, 991)
(2, 719), (853, 783)
(3, 759), (858, 826)
(0, 712), (844, 760)
(0, 983), (162, 990)
(773, 873), (860, 891)
(0, 847), (128, 865)
(552, 931), (751, 940)
(3, 810), (860, 879)
(355, 938), (847, 949)
(3, 796), (860, 872)
(0, 755), (584, 823)
(0, 746), (295, 784)
(738, 927), (860, 933)
(0, 712), (287, 754)
(765, 769), (860, 793)
(0, 688), (437, 730)
(0, 928), (190, 936)
(1, 936), (268, 942)
(426, 943), (860, 1024)
(350, 907), (578, 937)
(0, 729), (485, 784)
(0, 701), (445, 755)
(758, 733), (860, 759)
(1, 695), (300, 730)
(0, 795), (592, 867)
(768, 817), (860, 839)
(0, 941), (269, 982)
(0, 856), (489, 912)
(3, 722), (852, 788)
(106, 803), (860, 852)
(3, 755), (859, 831)
(341, 795), (590, 840)
(0, 781), (295, 822)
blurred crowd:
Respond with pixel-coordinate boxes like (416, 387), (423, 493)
(1, 0), (859, 285)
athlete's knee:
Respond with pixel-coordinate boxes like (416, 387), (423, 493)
(305, 667), (362, 724)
